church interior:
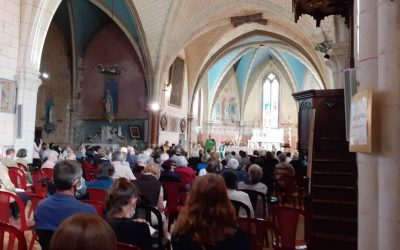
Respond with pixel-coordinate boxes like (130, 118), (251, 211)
(0, 0), (399, 249)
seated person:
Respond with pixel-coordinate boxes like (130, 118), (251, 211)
(106, 178), (152, 250)
(274, 154), (295, 181)
(172, 174), (251, 250)
(111, 151), (136, 181)
(50, 214), (117, 250)
(35, 160), (96, 231)
(134, 163), (169, 240)
(224, 158), (248, 182)
(15, 148), (33, 184)
(132, 154), (149, 174)
(1, 148), (17, 167)
(174, 156), (196, 189)
(238, 164), (268, 218)
(41, 150), (59, 169)
(0, 153), (29, 217)
(221, 170), (254, 218)
(86, 162), (115, 190)
(159, 160), (181, 183)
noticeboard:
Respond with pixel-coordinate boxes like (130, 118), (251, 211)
(349, 88), (372, 153)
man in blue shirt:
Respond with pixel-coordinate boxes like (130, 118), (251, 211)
(35, 160), (96, 231)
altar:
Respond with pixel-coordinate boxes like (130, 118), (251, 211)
(247, 128), (284, 150)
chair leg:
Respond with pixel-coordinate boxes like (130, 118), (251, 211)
(28, 231), (36, 250)
(7, 234), (15, 250)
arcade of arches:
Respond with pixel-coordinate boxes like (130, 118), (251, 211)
(0, 0), (399, 249)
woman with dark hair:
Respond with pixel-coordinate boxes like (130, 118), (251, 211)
(159, 160), (181, 183)
(15, 148), (33, 183)
(106, 178), (152, 250)
(33, 136), (42, 167)
(86, 161), (115, 190)
(261, 151), (278, 197)
(172, 174), (251, 250)
(50, 214), (117, 250)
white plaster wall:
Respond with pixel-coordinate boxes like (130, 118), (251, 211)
(0, 113), (15, 147)
(0, 0), (20, 147)
(159, 51), (189, 145)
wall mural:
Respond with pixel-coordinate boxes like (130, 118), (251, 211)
(213, 83), (239, 122)
(0, 78), (17, 113)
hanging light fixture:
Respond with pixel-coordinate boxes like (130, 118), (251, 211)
(93, 0), (124, 76)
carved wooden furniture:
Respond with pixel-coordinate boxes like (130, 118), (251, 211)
(293, 89), (357, 250)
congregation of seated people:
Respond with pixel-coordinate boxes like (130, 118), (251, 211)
(0, 140), (307, 250)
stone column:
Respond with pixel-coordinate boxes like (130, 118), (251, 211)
(328, 41), (349, 88)
(149, 110), (160, 148)
(238, 120), (245, 145)
(377, 1), (400, 249)
(356, 0), (379, 249)
(186, 114), (194, 154)
(14, 67), (42, 162)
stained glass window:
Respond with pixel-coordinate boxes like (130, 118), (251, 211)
(263, 73), (279, 128)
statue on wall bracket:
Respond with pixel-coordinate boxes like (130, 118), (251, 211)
(44, 93), (56, 133)
(103, 80), (119, 123)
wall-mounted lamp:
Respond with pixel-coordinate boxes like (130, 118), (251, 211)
(40, 72), (49, 79)
(150, 102), (160, 111)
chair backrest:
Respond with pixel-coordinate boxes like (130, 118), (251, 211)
(87, 188), (107, 202)
(230, 200), (251, 218)
(27, 194), (45, 218)
(239, 189), (267, 219)
(161, 181), (182, 214)
(30, 169), (47, 196)
(237, 218), (269, 250)
(0, 222), (28, 250)
(0, 191), (28, 230)
(82, 161), (96, 181)
(42, 168), (53, 180)
(277, 176), (298, 195)
(135, 204), (164, 250)
(116, 242), (142, 250)
(82, 200), (105, 217)
(8, 167), (28, 189)
(35, 229), (54, 250)
(17, 163), (28, 172)
(272, 206), (304, 249)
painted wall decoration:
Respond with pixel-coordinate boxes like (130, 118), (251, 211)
(0, 78), (17, 113)
(168, 57), (185, 107)
(212, 81), (239, 122)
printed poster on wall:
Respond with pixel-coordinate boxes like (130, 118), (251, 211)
(0, 78), (17, 113)
(349, 88), (372, 153)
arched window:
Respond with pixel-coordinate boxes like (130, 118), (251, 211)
(263, 73), (279, 129)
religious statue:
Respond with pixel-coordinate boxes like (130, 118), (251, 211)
(44, 94), (56, 133)
(103, 89), (114, 123)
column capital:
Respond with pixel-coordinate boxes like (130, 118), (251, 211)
(239, 120), (246, 127)
(15, 67), (42, 91)
(187, 113), (194, 121)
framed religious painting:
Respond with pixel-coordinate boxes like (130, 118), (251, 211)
(128, 125), (141, 139)
(0, 78), (17, 113)
(168, 57), (185, 107)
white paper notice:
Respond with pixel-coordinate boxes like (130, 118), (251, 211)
(350, 94), (368, 145)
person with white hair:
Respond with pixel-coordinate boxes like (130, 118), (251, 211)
(132, 154), (149, 174)
(111, 151), (136, 181)
(224, 158), (248, 182)
(174, 156), (195, 189)
(126, 146), (137, 166)
(159, 153), (169, 166)
(42, 150), (59, 169)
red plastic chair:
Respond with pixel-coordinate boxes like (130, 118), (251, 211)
(238, 217), (270, 250)
(30, 170), (47, 196)
(271, 207), (307, 250)
(0, 191), (35, 250)
(27, 194), (45, 219)
(161, 182), (184, 228)
(0, 222), (28, 250)
(17, 163), (28, 172)
(8, 167), (32, 192)
(87, 188), (107, 202)
(82, 162), (96, 181)
(116, 242), (142, 250)
(277, 176), (302, 209)
(42, 168), (53, 180)
(82, 200), (105, 217)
